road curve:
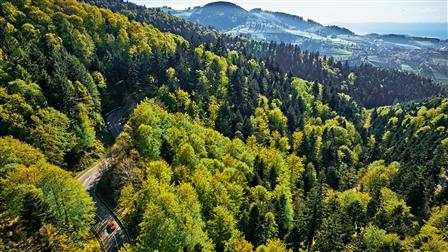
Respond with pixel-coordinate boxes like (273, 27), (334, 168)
(78, 159), (130, 252)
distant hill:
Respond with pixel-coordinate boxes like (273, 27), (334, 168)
(180, 2), (356, 37)
(167, 1), (448, 85)
(189, 1), (249, 31)
(250, 9), (354, 36)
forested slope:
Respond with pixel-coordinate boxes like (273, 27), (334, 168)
(87, 0), (445, 108)
(0, 137), (97, 250)
(106, 99), (448, 251)
(0, 0), (446, 251)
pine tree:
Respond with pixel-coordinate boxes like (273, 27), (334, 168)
(20, 191), (54, 234)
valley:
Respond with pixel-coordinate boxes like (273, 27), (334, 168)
(0, 0), (447, 251)
(164, 2), (448, 85)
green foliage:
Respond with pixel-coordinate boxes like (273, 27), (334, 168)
(360, 161), (399, 195)
(3, 163), (95, 236)
(0, 137), (95, 250)
(29, 107), (74, 165)
(368, 98), (448, 217)
(0, 136), (45, 177)
(136, 183), (213, 251)
(207, 206), (240, 251)
(1, 0), (447, 250)
(360, 225), (402, 251)
(0, 0), (190, 169)
(109, 96), (448, 251)
(19, 190), (55, 234)
(405, 205), (448, 251)
(372, 188), (416, 237)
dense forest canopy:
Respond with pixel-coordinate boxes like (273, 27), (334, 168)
(106, 98), (448, 251)
(88, 0), (445, 108)
(0, 0), (446, 251)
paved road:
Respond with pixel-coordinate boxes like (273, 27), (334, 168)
(77, 107), (131, 251)
(78, 160), (130, 251)
(78, 159), (109, 190)
(105, 106), (131, 139)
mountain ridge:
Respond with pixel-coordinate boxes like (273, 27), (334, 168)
(1, 0), (447, 251)
(167, 1), (448, 84)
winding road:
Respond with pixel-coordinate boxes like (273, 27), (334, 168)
(78, 107), (130, 251)
(78, 159), (130, 252)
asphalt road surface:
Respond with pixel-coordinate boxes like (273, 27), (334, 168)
(105, 107), (128, 139)
(78, 160), (130, 252)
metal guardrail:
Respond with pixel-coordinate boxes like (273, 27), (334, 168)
(93, 182), (131, 251)
(80, 110), (131, 251)
(104, 107), (123, 118)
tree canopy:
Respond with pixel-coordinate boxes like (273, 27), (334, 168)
(0, 0), (447, 251)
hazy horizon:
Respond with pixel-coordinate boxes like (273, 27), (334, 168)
(129, 0), (448, 24)
(336, 22), (448, 39)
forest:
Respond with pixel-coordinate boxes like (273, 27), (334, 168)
(87, 0), (446, 108)
(0, 0), (447, 251)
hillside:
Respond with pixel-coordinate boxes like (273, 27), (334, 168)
(89, 0), (445, 109)
(167, 2), (448, 85)
(0, 0), (447, 251)
(189, 1), (249, 31)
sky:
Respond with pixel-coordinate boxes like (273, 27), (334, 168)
(129, 0), (448, 24)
